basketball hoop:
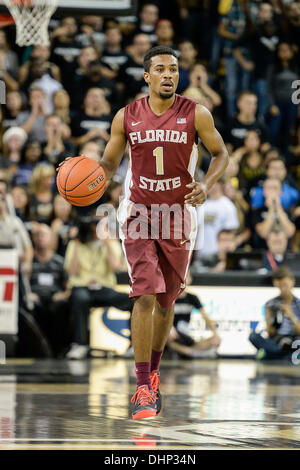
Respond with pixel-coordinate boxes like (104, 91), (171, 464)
(3, 0), (58, 46)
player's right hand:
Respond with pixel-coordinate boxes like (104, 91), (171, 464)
(56, 157), (72, 172)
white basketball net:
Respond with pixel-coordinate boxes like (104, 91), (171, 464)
(4, 0), (58, 46)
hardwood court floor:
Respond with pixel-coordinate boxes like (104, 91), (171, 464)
(0, 358), (300, 449)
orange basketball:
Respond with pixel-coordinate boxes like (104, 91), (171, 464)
(56, 156), (106, 207)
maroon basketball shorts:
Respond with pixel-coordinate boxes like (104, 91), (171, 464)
(117, 200), (197, 309)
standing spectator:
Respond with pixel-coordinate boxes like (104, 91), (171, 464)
(71, 88), (112, 148)
(29, 164), (55, 225)
(251, 178), (296, 249)
(196, 179), (240, 258)
(100, 27), (128, 77)
(249, 266), (300, 360)
(128, 3), (159, 45)
(0, 29), (19, 91)
(233, 2), (279, 117)
(118, 33), (151, 101)
(29, 223), (70, 357)
(20, 57), (62, 114)
(74, 60), (120, 111)
(264, 229), (289, 271)
(75, 15), (106, 49)
(19, 45), (61, 86)
(266, 41), (299, 154)
(15, 86), (47, 143)
(218, 0), (248, 118)
(51, 17), (81, 94)
(177, 40), (198, 94)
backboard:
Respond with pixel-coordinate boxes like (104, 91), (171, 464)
(0, 0), (137, 16)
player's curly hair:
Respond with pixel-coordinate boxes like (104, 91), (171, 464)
(143, 46), (178, 72)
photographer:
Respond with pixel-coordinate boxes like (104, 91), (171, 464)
(64, 216), (133, 359)
(249, 266), (300, 360)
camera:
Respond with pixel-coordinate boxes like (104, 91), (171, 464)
(269, 304), (284, 329)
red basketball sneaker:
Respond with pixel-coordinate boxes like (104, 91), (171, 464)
(150, 370), (162, 415)
(131, 385), (156, 420)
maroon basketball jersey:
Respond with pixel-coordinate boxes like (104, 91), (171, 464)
(123, 94), (198, 207)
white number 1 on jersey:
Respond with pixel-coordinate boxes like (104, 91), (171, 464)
(153, 146), (164, 175)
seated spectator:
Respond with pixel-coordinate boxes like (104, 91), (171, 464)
(72, 46), (99, 93)
(251, 178), (296, 249)
(100, 176), (124, 209)
(182, 86), (213, 112)
(71, 88), (112, 148)
(167, 272), (221, 358)
(11, 185), (31, 226)
(0, 127), (28, 180)
(15, 86), (47, 143)
(226, 91), (270, 151)
(251, 158), (299, 210)
(51, 194), (75, 257)
(3, 91), (23, 129)
(12, 140), (43, 187)
(79, 140), (104, 162)
(0, 29), (19, 91)
(64, 216), (133, 359)
(19, 45), (61, 85)
(20, 57), (62, 114)
(266, 42), (299, 154)
(53, 89), (72, 128)
(195, 179), (240, 258)
(177, 40), (198, 94)
(43, 114), (76, 167)
(223, 178), (251, 248)
(117, 33), (151, 102)
(100, 26), (128, 77)
(264, 230), (289, 271)
(0, 187), (33, 278)
(29, 223), (70, 357)
(29, 163), (55, 225)
(195, 229), (237, 273)
(188, 63), (222, 109)
(249, 266), (300, 360)
(235, 130), (266, 196)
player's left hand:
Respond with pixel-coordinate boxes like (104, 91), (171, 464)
(185, 181), (207, 206)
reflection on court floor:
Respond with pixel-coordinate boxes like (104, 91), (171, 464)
(0, 359), (299, 449)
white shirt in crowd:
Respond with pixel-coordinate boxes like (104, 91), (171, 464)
(195, 196), (240, 257)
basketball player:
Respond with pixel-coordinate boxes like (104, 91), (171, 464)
(61, 46), (229, 419)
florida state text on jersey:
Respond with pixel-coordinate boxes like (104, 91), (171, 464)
(123, 94), (198, 206)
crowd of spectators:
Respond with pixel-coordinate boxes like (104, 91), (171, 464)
(0, 0), (300, 357)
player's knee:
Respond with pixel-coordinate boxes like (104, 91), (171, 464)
(156, 302), (172, 316)
(134, 294), (155, 312)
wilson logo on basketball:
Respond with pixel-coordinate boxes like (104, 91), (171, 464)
(88, 174), (104, 191)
